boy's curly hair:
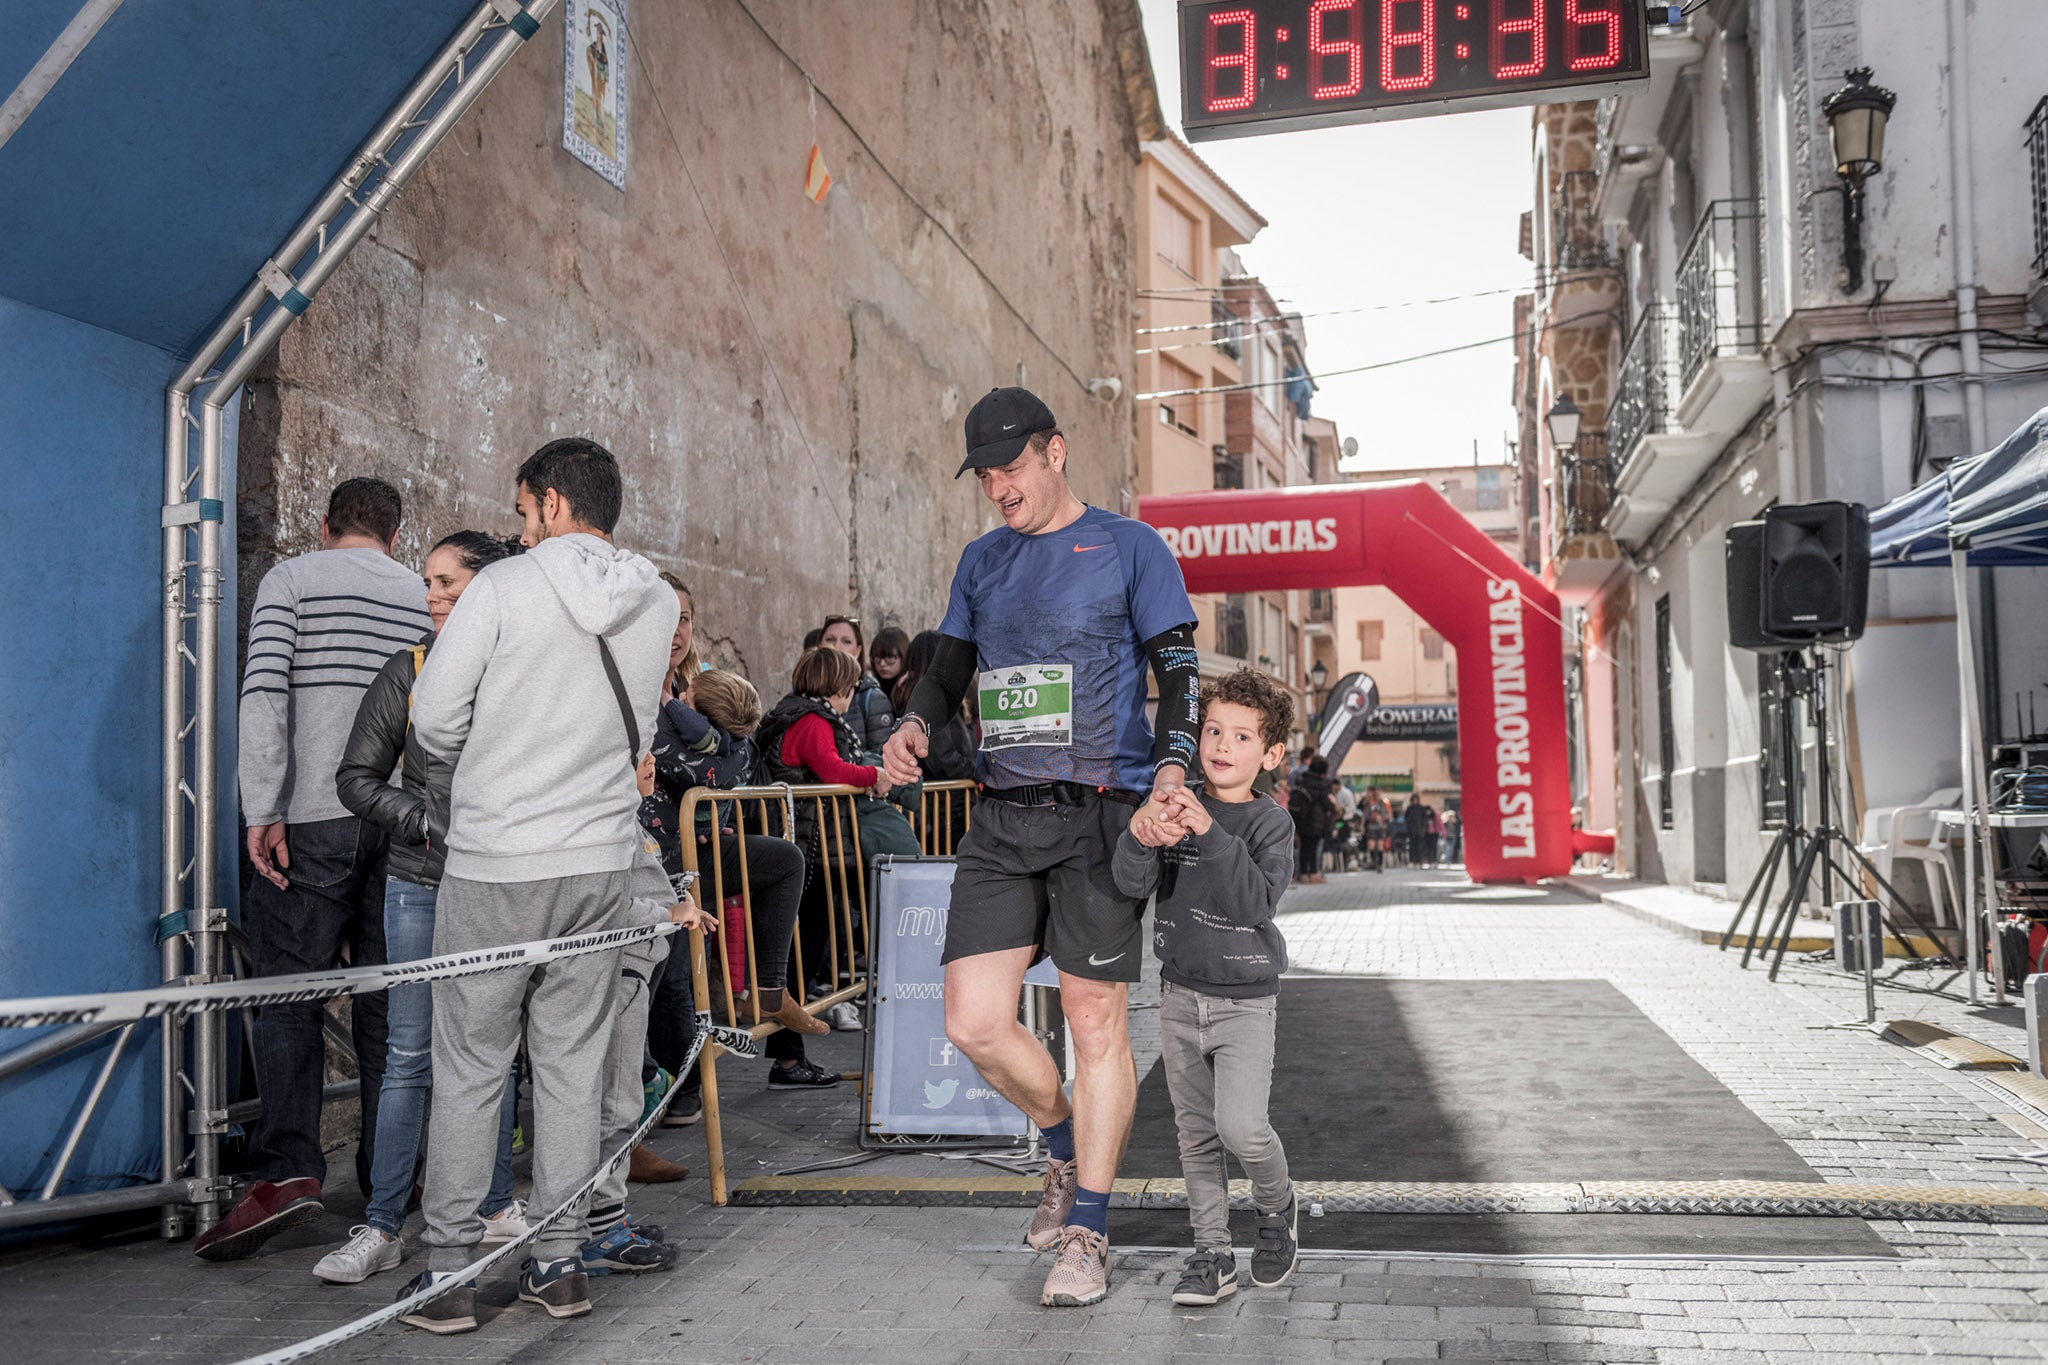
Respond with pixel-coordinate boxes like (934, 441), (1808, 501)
(1201, 666), (1295, 750)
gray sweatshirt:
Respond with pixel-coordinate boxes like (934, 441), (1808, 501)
(411, 533), (678, 884)
(238, 547), (431, 827)
(1112, 791), (1295, 998)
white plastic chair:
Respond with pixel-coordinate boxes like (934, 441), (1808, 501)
(1858, 787), (1962, 926)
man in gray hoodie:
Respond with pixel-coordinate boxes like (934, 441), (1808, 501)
(399, 439), (678, 1333)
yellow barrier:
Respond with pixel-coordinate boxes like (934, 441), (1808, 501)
(679, 778), (978, 1204)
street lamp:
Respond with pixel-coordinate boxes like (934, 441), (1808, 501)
(1821, 67), (1897, 294)
(1309, 658), (1329, 694)
(1544, 395), (1581, 453)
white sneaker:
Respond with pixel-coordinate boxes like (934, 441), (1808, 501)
(479, 1199), (530, 1246)
(313, 1225), (401, 1284)
(825, 1001), (862, 1032)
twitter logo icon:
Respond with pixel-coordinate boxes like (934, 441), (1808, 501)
(923, 1078), (958, 1109)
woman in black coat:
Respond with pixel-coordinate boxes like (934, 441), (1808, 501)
(1287, 754), (1337, 884)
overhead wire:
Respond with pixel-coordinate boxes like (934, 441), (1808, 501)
(1134, 276), (1598, 335)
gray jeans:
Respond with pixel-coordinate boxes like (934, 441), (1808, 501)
(421, 870), (626, 1270)
(592, 935), (667, 1220)
(1159, 981), (1292, 1249)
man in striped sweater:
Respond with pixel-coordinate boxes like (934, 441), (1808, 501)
(195, 478), (432, 1262)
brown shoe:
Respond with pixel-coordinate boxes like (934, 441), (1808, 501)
(761, 987), (830, 1036)
(1025, 1157), (1077, 1251)
(193, 1177), (324, 1262)
(627, 1144), (688, 1183)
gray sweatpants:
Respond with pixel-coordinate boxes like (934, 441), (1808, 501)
(421, 870), (626, 1270)
(1159, 980), (1292, 1249)
(592, 935), (667, 1221)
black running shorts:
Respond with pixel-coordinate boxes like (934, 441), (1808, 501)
(940, 792), (1146, 983)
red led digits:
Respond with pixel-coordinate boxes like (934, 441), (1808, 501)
(1564, 0), (1622, 70)
(1307, 0), (1364, 100)
(1204, 8), (1258, 111)
(1380, 0), (1437, 92)
(1491, 0), (1545, 79)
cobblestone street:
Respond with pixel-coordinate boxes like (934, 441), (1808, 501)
(9, 867), (2048, 1364)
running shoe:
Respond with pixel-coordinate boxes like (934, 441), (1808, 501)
(579, 1222), (680, 1275)
(518, 1256), (592, 1318)
(766, 1059), (840, 1087)
(312, 1224), (400, 1284)
(1025, 1157), (1077, 1251)
(641, 1067), (674, 1123)
(192, 1177), (324, 1262)
(396, 1270), (476, 1335)
(1250, 1193), (1299, 1288)
(1040, 1225), (1111, 1307)
(824, 1001), (862, 1032)
(661, 1092), (703, 1126)
(478, 1199), (530, 1246)
(1170, 1248), (1238, 1306)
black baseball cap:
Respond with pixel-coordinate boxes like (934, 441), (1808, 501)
(958, 386), (1058, 477)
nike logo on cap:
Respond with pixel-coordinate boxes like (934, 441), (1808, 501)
(1088, 952), (1125, 966)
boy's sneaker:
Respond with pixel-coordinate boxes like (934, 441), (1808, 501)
(579, 1222), (680, 1275)
(661, 1092), (703, 1126)
(766, 1059), (839, 1087)
(478, 1199), (530, 1246)
(192, 1177), (324, 1262)
(396, 1270), (476, 1335)
(621, 1212), (667, 1243)
(1251, 1194), (1300, 1288)
(1171, 1248), (1239, 1306)
(641, 1068), (674, 1123)
(1040, 1225), (1111, 1307)
(1025, 1157), (1077, 1251)
(517, 1256), (592, 1318)
(824, 1001), (862, 1031)
(313, 1224), (401, 1284)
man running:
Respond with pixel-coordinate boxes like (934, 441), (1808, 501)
(883, 387), (1200, 1307)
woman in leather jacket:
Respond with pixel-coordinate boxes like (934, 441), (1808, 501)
(317, 531), (523, 1283)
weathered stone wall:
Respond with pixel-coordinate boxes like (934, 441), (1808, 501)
(239, 0), (1151, 685)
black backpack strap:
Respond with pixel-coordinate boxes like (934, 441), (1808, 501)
(596, 635), (640, 758)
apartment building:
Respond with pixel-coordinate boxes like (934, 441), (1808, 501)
(1513, 0), (2048, 891)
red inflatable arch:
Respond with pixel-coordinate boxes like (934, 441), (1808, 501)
(1140, 482), (1572, 885)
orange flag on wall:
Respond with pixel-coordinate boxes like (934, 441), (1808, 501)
(804, 144), (832, 203)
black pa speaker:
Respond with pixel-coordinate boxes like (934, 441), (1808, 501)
(1760, 501), (1869, 643)
(1725, 520), (1796, 652)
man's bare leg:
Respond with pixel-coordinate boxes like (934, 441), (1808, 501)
(1056, 974), (1134, 1193)
(944, 947), (1070, 1128)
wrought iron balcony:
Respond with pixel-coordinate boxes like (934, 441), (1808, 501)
(2029, 96), (2048, 276)
(1216, 596), (1249, 659)
(1557, 432), (1612, 538)
(1306, 588), (1334, 624)
(1608, 305), (1681, 477)
(1675, 200), (1764, 392)
(1551, 169), (1610, 272)
(1212, 298), (1241, 360)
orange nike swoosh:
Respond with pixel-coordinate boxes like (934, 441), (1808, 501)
(1073, 544), (1107, 553)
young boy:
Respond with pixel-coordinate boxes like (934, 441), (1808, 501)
(1112, 667), (1298, 1305)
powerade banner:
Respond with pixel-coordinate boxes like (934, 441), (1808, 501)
(1364, 703), (1460, 742)
(1140, 482), (1571, 883)
(866, 857), (1055, 1139)
(1313, 671), (1379, 767)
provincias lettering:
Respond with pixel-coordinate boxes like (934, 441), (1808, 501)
(1158, 517), (1341, 559)
(1487, 577), (1536, 859)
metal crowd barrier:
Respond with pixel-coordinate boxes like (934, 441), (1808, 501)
(685, 778), (974, 1204)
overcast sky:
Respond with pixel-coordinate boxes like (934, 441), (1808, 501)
(1136, 0), (1533, 474)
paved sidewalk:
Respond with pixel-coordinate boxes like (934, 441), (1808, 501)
(7, 868), (2048, 1363)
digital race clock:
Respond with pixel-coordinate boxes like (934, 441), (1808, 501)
(1179, 0), (1650, 141)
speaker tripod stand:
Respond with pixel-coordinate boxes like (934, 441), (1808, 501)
(1718, 647), (1945, 985)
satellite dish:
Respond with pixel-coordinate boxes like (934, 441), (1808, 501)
(1341, 437), (1359, 460)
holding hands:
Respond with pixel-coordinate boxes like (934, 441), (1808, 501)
(1131, 769), (1196, 847)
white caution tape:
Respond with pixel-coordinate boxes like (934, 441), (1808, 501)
(0, 871), (704, 1029)
(229, 1011), (740, 1365)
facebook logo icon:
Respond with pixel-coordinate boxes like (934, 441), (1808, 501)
(928, 1038), (958, 1067)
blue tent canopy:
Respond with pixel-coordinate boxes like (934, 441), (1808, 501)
(1870, 408), (2048, 567)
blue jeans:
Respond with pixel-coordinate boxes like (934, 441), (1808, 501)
(365, 877), (519, 1235)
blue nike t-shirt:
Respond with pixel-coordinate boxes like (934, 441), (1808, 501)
(939, 505), (1196, 793)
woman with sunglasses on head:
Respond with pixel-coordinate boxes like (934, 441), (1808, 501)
(818, 615), (895, 756)
(317, 531), (526, 1286)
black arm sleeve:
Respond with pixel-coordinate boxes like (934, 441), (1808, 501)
(900, 633), (977, 736)
(1144, 624), (1201, 781)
